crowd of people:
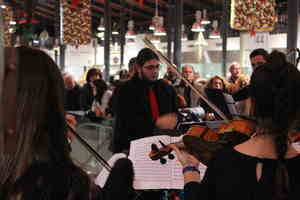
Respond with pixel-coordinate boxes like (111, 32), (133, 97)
(1, 45), (300, 200)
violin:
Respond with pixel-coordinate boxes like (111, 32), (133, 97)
(149, 119), (256, 165)
(144, 38), (257, 165)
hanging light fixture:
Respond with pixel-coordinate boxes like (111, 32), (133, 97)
(154, 16), (166, 36)
(112, 22), (119, 35)
(97, 17), (105, 31)
(125, 20), (136, 39)
(96, 32), (104, 39)
(149, 0), (159, 31)
(126, 38), (135, 45)
(149, 16), (160, 31)
(14, 35), (21, 47)
(197, 32), (208, 46)
(201, 9), (211, 25)
(149, 35), (160, 44)
(181, 25), (187, 41)
(209, 20), (221, 39)
(191, 10), (205, 32)
(39, 29), (49, 41)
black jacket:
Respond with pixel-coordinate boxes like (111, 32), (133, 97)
(64, 85), (81, 111)
(80, 83), (94, 111)
(112, 76), (178, 153)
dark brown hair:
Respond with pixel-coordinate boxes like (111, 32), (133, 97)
(86, 68), (102, 82)
(250, 50), (300, 200)
(1, 47), (92, 200)
(136, 48), (159, 67)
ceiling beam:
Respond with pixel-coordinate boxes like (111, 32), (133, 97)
(144, 0), (168, 8)
(125, 0), (155, 15)
(95, 0), (151, 19)
(183, 0), (221, 10)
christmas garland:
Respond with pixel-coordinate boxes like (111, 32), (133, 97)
(63, 0), (91, 46)
(3, 5), (14, 47)
(230, 0), (277, 33)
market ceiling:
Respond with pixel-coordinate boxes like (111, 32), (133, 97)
(4, 0), (287, 37)
(4, 0), (224, 36)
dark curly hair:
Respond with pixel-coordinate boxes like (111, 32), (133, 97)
(136, 48), (159, 67)
(250, 50), (300, 200)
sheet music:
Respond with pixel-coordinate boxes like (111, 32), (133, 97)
(94, 153), (127, 187)
(129, 135), (206, 190)
(292, 142), (300, 152)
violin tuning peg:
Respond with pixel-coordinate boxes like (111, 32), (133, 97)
(159, 140), (166, 147)
(160, 158), (167, 164)
(168, 153), (175, 160)
(151, 143), (159, 152)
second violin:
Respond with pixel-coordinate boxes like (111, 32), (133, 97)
(149, 119), (256, 165)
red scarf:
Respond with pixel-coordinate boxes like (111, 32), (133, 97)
(148, 87), (160, 121)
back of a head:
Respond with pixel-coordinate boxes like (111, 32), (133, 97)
(136, 48), (159, 67)
(104, 158), (134, 200)
(128, 57), (137, 73)
(14, 47), (69, 164)
(251, 50), (300, 127)
(2, 47), (92, 200)
(250, 50), (300, 200)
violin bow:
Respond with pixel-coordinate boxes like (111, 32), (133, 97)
(66, 123), (112, 172)
(143, 38), (229, 122)
(0, 9), (4, 155)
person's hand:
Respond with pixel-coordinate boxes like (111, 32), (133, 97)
(155, 113), (177, 130)
(94, 106), (103, 117)
(169, 144), (200, 168)
(205, 112), (215, 121)
(65, 114), (77, 141)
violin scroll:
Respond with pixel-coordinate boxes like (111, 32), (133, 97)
(149, 141), (176, 164)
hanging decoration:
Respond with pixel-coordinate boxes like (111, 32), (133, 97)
(63, 0), (92, 46)
(71, 0), (81, 9)
(18, 12), (39, 25)
(2, 5), (14, 47)
(209, 20), (221, 39)
(138, 0), (144, 7)
(230, 0), (277, 35)
(125, 20), (136, 39)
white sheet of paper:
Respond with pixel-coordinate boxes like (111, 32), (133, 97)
(128, 135), (206, 190)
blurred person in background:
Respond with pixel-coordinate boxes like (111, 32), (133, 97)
(63, 73), (81, 111)
(80, 68), (102, 111)
(227, 62), (242, 84)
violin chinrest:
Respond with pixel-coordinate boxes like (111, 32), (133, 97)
(183, 135), (224, 166)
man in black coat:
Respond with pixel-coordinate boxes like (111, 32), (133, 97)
(112, 48), (178, 153)
(233, 48), (269, 102)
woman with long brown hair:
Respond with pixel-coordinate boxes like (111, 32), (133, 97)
(0, 47), (134, 200)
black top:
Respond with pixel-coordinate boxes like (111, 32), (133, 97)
(233, 85), (250, 102)
(64, 85), (81, 111)
(80, 83), (94, 111)
(201, 88), (235, 120)
(184, 148), (300, 200)
(112, 75), (178, 153)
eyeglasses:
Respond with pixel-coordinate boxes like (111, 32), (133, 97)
(143, 64), (160, 70)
